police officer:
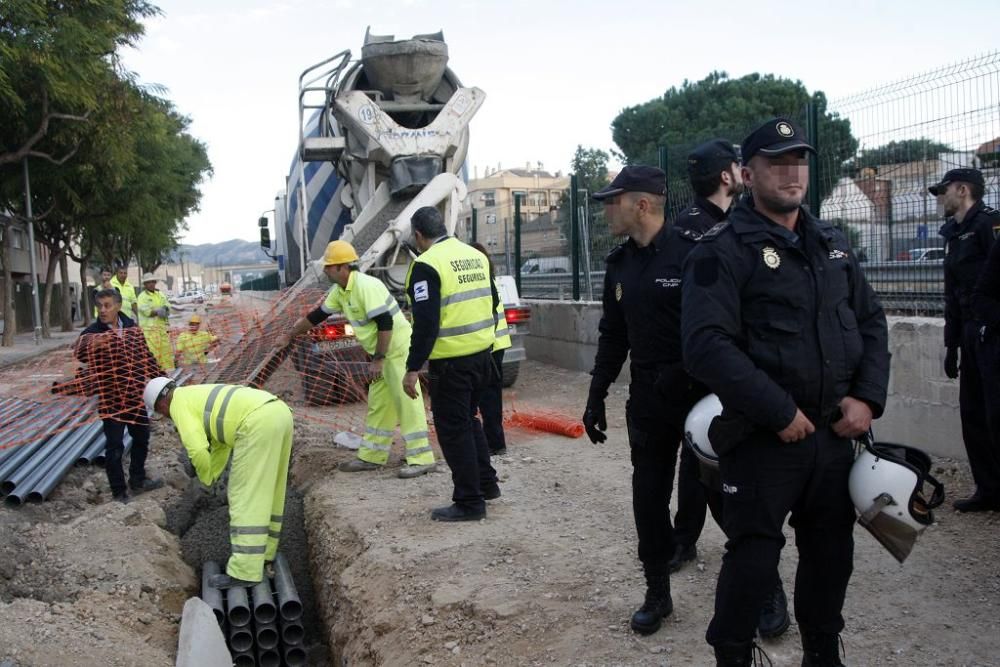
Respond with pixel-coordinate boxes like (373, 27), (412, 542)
(402, 206), (501, 522)
(934, 168), (1000, 512)
(583, 165), (692, 636)
(681, 117), (890, 666)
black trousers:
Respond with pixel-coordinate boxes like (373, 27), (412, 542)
(428, 349), (499, 512)
(672, 443), (713, 549)
(706, 427), (855, 646)
(478, 349), (507, 453)
(959, 322), (1000, 499)
(102, 418), (150, 496)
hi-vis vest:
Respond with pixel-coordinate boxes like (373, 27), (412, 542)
(493, 279), (512, 351)
(169, 384), (278, 485)
(408, 237), (495, 359)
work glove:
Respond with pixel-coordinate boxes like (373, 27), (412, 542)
(157, 307), (169, 318)
(582, 389), (608, 444)
(944, 346), (959, 379)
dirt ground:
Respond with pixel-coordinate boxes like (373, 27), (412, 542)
(0, 357), (998, 666)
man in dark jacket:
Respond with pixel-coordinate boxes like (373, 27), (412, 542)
(75, 288), (165, 503)
(682, 117), (890, 666)
(935, 168), (1000, 512)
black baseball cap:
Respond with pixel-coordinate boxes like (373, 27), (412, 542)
(741, 117), (816, 163)
(688, 139), (740, 178)
(592, 165), (666, 201)
(928, 168), (984, 196)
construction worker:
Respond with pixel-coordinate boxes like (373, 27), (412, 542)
(144, 377), (293, 589)
(92, 267), (115, 319)
(274, 241), (436, 478)
(137, 272), (174, 371)
(402, 206), (501, 522)
(470, 242), (510, 456)
(111, 264), (138, 319)
(176, 314), (219, 366)
(76, 288), (164, 502)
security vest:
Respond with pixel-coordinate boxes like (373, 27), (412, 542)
(493, 279), (512, 351)
(169, 384), (278, 485)
(136, 289), (169, 329)
(323, 271), (411, 357)
(176, 330), (217, 365)
(408, 237), (495, 359)
(111, 276), (137, 316)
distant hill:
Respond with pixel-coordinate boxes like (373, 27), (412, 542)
(173, 239), (273, 267)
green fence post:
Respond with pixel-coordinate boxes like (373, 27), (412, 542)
(514, 193), (522, 295)
(471, 207), (478, 243)
(570, 174), (580, 301)
(806, 102), (821, 214)
(658, 146), (668, 176)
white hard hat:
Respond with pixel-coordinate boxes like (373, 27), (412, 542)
(141, 272), (156, 283)
(849, 436), (944, 563)
(144, 377), (175, 416)
(684, 393), (723, 469)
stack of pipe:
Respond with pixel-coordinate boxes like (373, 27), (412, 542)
(201, 553), (306, 666)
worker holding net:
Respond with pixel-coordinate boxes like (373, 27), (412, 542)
(274, 240), (437, 478)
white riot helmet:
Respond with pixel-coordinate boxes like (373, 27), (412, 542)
(849, 436), (944, 563)
(144, 376), (176, 416)
(684, 393), (723, 469)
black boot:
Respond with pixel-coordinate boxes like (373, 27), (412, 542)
(757, 579), (790, 639)
(714, 641), (773, 667)
(801, 629), (846, 667)
(629, 573), (673, 635)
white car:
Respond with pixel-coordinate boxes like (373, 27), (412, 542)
(171, 290), (206, 304)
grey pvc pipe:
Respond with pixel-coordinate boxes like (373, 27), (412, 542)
(26, 421), (103, 503)
(2, 413), (90, 498)
(255, 621), (278, 650)
(0, 410), (77, 482)
(283, 644), (307, 667)
(280, 618), (304, 645)
(92, 430), (132, 467)
(200, 561), (225, 625)
(232, 651), (255, 667)
(273, 552), (303, 621)
(228, 622), (253, 653)
(226, 585), (252, 627)
(256, 647), (280, 667)
(251, 579), (276, 624)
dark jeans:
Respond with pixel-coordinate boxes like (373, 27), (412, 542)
(672, 443), (713, 549)
(706, 427), (855, 646)
(478, 349), (507, 452)
(959, 322), (1000, 498)
(428, 349), (499, 512)
(102, 418), (150, 496)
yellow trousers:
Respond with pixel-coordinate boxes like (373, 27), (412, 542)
(357, 352), (435, 466)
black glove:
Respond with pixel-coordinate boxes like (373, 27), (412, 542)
(944, 347), (959, 379)
(582, 390), (608, 444)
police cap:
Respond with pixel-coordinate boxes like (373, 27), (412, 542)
(741, 117), (816, 163)
(592, 165), (666, 201)
(928, 168), (984, 196)
(688, 139), (740, 178)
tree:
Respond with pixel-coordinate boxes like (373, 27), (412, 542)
(846, 138), (954, 174)
(610, 71), (857, 205)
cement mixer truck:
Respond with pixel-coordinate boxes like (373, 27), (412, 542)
(264, 29), (529, 403)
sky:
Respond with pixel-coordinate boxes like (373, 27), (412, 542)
(120, 0), (1000, 245)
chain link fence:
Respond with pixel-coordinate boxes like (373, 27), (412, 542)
(495, 52), (1000, 313)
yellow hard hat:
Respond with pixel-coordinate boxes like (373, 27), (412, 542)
(189, 314), (201, 324)
(322, 240), (359, 266)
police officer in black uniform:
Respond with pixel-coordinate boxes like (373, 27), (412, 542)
(583, 165), (696, 636)
(681, 117), (890, 666)
(934, 168), (1000, 512)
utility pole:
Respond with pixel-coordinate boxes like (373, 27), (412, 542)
(22, 158), (43, 345)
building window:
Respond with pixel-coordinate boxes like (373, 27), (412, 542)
(11, 229), (24, 250)
(512, 190), (527, 205)
(529, 190), (547, 207)
(481, 191), (496, 207)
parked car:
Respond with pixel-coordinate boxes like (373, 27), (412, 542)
(520, 256), (570, 274)
(171, 289), (206, 304)
(904, 247), (945, 262)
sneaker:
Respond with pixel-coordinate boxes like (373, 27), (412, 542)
(339, 459), (381, 473)
(431, 504), (485, 522)
(397, 463), (436, 479)
(208, 573), (258, 590)
(129, 477), (165, 495)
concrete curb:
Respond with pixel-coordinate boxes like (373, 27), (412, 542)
(176, 597), (231, 667)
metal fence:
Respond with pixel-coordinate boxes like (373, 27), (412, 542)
(477, 52), (1000, 314)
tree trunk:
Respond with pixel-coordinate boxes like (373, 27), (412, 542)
(1, 222), (15, 347)
(79, 259), (92, 327)
(41, 245), (60, 338)
(59, 252), (73, 331)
